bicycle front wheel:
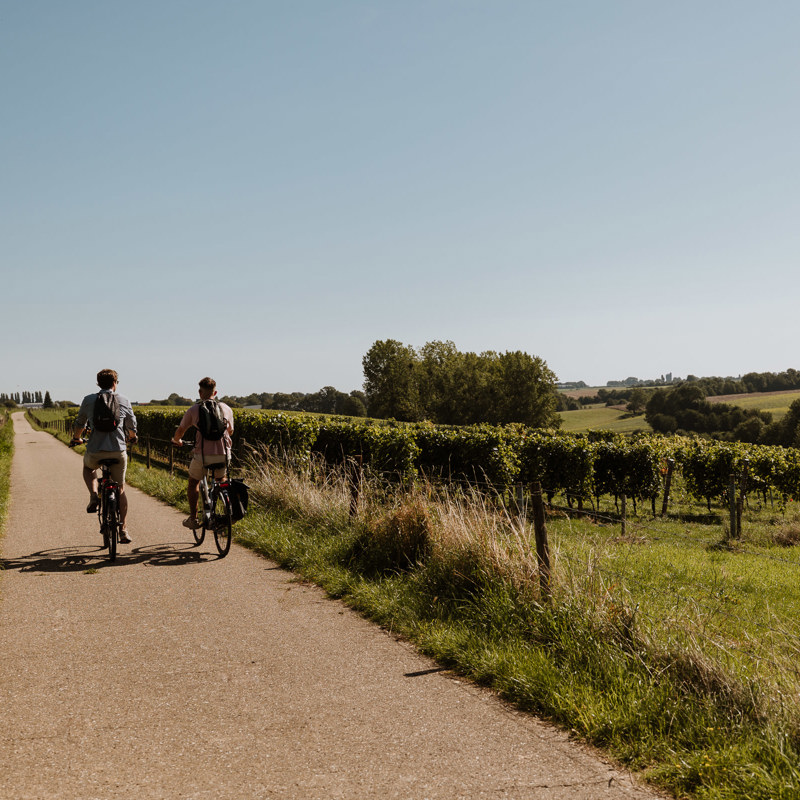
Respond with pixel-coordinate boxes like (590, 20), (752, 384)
(104, 490), (119, 562)
(194, 516), (206, 545)
(213, 490), (233, 557)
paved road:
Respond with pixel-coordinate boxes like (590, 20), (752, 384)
(0, 413), (664, 799)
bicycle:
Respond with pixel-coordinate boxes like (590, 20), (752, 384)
(69, 439), (130, 562)
(178, 441), (233, 558)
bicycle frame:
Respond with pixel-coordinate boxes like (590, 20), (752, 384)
(199, 461), (233, 558)
(97, 459), (122, 562)
(177, 439), (234, 558)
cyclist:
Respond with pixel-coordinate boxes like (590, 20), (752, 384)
(171, 377), (234, 530)
(71, 369), (138, 543)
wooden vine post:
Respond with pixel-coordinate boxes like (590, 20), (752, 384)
(349, 455), (363, 518)
(736, 459), (749, 540)
(727, 474), (737, 540)
(531, 480), (551, 602)
(661, 458), (675, 517)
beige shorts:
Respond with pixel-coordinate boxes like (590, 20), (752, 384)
(84, 450), (128, 485)
(188, 454), (228, 481)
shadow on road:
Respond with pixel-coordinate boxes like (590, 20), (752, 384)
(0, 542), (222, 572)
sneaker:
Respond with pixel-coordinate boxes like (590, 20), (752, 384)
(86, 495), (100, 514)
(118, 530), (132, 544)
(182, 516), (200, 530)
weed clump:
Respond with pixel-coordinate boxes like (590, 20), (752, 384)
(773, 522), (800, 547)
(350, 496), (433, 574)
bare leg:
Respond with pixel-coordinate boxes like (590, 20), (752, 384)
(188, 478), (200, 518)
(119, 487), (128, 527)
(82, 467), (98, 498)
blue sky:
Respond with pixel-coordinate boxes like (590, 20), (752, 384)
(3, 1), (799, 403)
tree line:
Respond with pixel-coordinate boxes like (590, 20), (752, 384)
(361, 339), (561, 427)
(562, 369), (800, 413)
(148, 388), (368, 417)
(1, 391), (54, 408)
(645, 382), (800, 447)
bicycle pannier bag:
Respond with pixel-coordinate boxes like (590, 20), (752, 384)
(93, 392), (120, 432)
(229, 478), (249, 522)
(197, 399), (226, 441)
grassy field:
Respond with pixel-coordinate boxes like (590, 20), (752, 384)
(707, 389), (800, 420)
(558, 405), (651, 434)
(560, 389), (800, 434)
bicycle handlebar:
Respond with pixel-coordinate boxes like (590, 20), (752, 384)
(68, 434), (138, 448)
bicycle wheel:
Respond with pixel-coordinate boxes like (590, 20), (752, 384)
(192, 509), (207, 544)
(105, 489), (118, 562)
(198, 483), (211, 545)
(99, 498), (109, 550)
(213, 490), (233, 557)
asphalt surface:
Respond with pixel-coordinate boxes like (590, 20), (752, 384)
(0, 413), (666, 799)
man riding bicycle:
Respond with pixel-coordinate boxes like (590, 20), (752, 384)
(72, 369), (138, 544)
(171, 377), (234, 530)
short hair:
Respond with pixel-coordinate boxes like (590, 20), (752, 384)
(199, 377), (216, 392)
(97, 369), (118, 390)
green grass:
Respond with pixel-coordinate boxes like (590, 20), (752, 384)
(0, 412), (14, 539)
(27, 407), (73, 422)
(559, 405), (651, 434)
(561, 390), (800, 434)
(707, 390), (800, 420)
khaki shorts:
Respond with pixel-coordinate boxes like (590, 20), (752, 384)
(84, 450), (128, 485)
(188, 454), (228, 481)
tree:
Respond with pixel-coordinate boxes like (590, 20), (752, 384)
(43, 391), (54, 409)
(482, 350), (561, 427)
(626, 388), (647, 415)
(362, 339), (560, 427)
(418, 340), (463, 423)
(362, 339), (423, 421)
(340, 391), (367, 417)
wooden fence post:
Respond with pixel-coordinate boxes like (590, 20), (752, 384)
(736, 459), (749, 540)
(661, 458), (675, 517)
(146, 435), (151, 469)
(620, 494), (627, 537)
(169, 441), (174, 475)
(349, 455), (363, 518)
(728, 474), (737, 540)
(531, 480), (551, 602)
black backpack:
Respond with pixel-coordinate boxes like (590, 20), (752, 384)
(93, 392), (120, 432)
(228, 478), (249, 522)
(197, 399), (227, 441)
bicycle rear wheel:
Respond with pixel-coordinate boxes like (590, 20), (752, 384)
(104, 489), (118, 562)
(213, 490), (233, 557)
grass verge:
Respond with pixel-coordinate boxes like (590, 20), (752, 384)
(0, 412), (14, 539)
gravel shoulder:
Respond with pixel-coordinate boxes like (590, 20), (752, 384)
(0, 413), (665, 799)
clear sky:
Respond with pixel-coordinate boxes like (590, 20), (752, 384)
(3, 1), (799, 404)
